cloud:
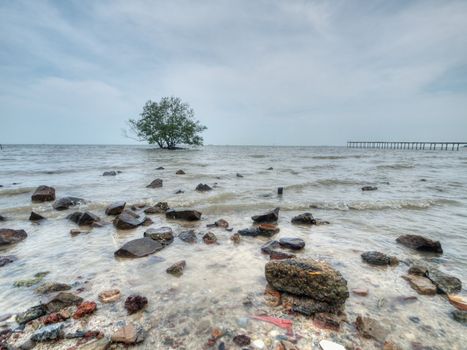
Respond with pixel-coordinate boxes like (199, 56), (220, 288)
(0, 0), (466, 144)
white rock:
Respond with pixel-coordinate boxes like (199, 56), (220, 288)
(319, 340), (346, 350)
(252, 339), (265, 349)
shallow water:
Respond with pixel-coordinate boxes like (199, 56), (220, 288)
(0, 145), (466, 349)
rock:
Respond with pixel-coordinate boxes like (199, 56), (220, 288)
(236, 173), (243, 178)
(0, 214), (5, 221)
(352, 288), (369, 296)
(261, 240), (280, 254)
(291, 213), (316, 225)
(450, 310), (467, 324)
(282, 293), (344, 315)
(252, 207), (280, 223)
(176, 169), (185, 175)
(31, 323), (64, 342)
(67, 211), (100, 226)
(105, 201), (126, 215)
(408, 264), (429, 276)
(156, 166), (165, 170)
(203, 232), (217, 244)
(279, 237), (305, 250)
(270, 250), (296, 260)
(70, 228), (89, 236)
(281, 340), (300, 350)
(113, 209), (146, 229)
(43, 311), (69, 325)
(265, 258), (349, 305)
(0, 228), (27, 245)
(103, 171), (117, 176)
(230, 233), (241, 243)
(36, 282), (71, 294)
(175, 189), (184, 194)
(146, 178), (163, 188)
(267, 167), (273, 170)
(426, 268), (462, 294)
(16, 305), (47, 325)
(178, 230), (197, 243)
(402, 275), (437, 295)
(29, 211), (45, 221)
(258, 223), (280, 235)
(31, 185), (55, 202)
(73, 301), (97, 319)
(355, 315), (389, 342)
(383, 341), (404, 350)
(313, 313), (342, 331)
(114, 237), (163, 258)
(361, 251), (398, 266)
(319, 340), (346, 350)
(45, 292), (83, 312)
(144, 202), (169, 214)
(98, 289), (121, 303)
(0, 255), (17, 267)
(396, 234), (442, 253)
(53, 197), (84, 210)
(19, 339), (36, 350)
(166, 208), (202, 221)
(362, 186), (378, 191)
(233, 334), (251, 346)
(124, 295), (148, 314)
(111, 324), (145, 344)
(196, 183), (212, 192)
(144, 227), (174, 245)
(14, 271), (49, 287)
(166, 260), (186, 276)
(238, 225), (278, 237)
(207, 218), (229, 228)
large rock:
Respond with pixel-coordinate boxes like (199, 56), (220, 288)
(252, 208), (280, 223)
(196, 183), (212, 192)
(361, 251), (398, 266)
(105, 201), (126, 216)
(67, 211), (100, 226)
(282, 293), (344, 316)
(427, 268), (462, 294)
(402, 275), (437, 295)
(265, 258), (349, 305)
(279, 237), (305, 250)
(396, 234), (442, 253)
(114, 238), (163, 258)
(31, 185), (55, 202)
(166, 209), (201, 221)
(144, 227), (174, 246)
(113, 210), (146, 229)
(0, 229), (27, 245)
(146, 179), (163, 188)
(0, 255), (17, 267)
(53, 197), (84, 210)
(291, 213), (316, 225)
(45, 292), (83, 313)
(16, 305), (47, 325)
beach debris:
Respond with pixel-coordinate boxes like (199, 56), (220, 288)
(124, 295), (148, 314)
(251, 315), (293, 334)
(36, 282), (71, 294)
(0, 255), (17, 267)
(166, 208), (202, 221)
(16, 305), (47, 325)
(105, 201), (126, 215)
(113, 209), (146, 229)
(291, 212), (316, 225)
(14, 271), (49, 287)
(112, 323), (145, 344)
(355, 315), (389, 342)
(67, 211), (100, 226)
(203, 232), (217, 244)
(319, 339), (346, 350)
(252, 207), (280, 223)
(144, 227), (174, 245)
(31, 185), (55, 202)
(233, 334), (251, 346)
(73, 301), (97, 319)
(146, 178), (163, 188)
(362, 186), (378, 191)
(0, 228), (27, 245)
(29, 211), (45, 221)
(196, 183), (212, 191)
(178, 230), (197, 243)
(402, 275), (437, 295)
(167, 260), (186, 276)
(53, 196), (85, 210)
(361, 251), (398, 266)
(176, 169), (185, 174)
(447, 295), (467, 311)
(279, 237), (305, 250)
(396, 234), (442, 253)
(45, 292), (83, 312)
(114, 237), (163, 258)
(98, 289), (121, 303)
(31, 323), (64, 342)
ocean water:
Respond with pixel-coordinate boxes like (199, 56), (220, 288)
(0, 145), (466, 349)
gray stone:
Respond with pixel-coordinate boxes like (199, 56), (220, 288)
(114, 237), (164, 258)
(166, 260), (186, 276)
(53, 197), (84, 210)
(396, 234), (442, 253)
(36, 282), (71, 294)
(0, 255), (17, 267)
(31, 323), (64, 342)
(427, 268), (462, 294)
(195, 183), (212, 192)
(252, 207), (280, 223)
(291, 212), (316, 225)
(355, 315), (389, 342)
(45, 292), (83, 313)
(279, 237), (305, 250)
(144, 227), (174, 245)
(29, 211), (45, 221)
(178, 230), (197, 243)
(361, 251), (398, 266)
(146, 178), (163, 188)
(67, 211), (100, 226)
(113, 210), (146, 229)
(16, 305), (47, 325)
(166, 209), (201, 221)
(105, 201), (126, 215)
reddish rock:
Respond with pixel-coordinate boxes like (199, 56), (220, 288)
(43, 312), (67, 325)
(73, 301), (97, 319)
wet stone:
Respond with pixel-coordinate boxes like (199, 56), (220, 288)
(402, 275), (437, 295)
(291, 212), (316, 225)
(426, 268), (462, 294)
(230, 233), (241, 243)
(203, 231), (217, 244)
(29, 211), (45, 221)
(67, 211), (100, 226)
(0, 214), (5, 221)
(105, 201), (126, 215)
(103, 170), (117, 176)
(196, 183), (212, 192)
(167, 260), (186, 276)
(361, 251), (398, 266)
(176, 169), (185, 174)
(73, 301), (97, 319)
(450, 310), (467, 324)
(362, 186), (378, 191)
(111, 323), (145, 344)
(261, 240), (281, 254)
(178, 230), (197, 243)
(258, 223), (280, 235)
(53, 197), (84, 210)
(0, 255), (17, 267)
(114, 237), (164, 258)
(252, 207), (280, 223)
(113, 209), (146, 229)
(45, 292), (83, 313)
(144, 227), (174, 246)
(355, 315), (389, 342)
(16, 305), (47, 325)
(282, 293), (344, 316)
(31, 185), (55, 202)
(144, 202), (169, 214)
(146, 178), (163, 188)
(36, 282), (71, 294)
(124, 295), (148, 314)
(279, 237), (305, 250)
(98, 289), (121, 303)
(270, 250), (296, 260)
(14, 271), (49, 287)
(166, 208), (202, 221)
(396, 234), (443, 253)
(0, 228), (27, 245)
(233, 334), (251, 346)
(31, 323), (64, 342)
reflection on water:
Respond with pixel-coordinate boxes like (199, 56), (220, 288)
(0, 145), (466, 349)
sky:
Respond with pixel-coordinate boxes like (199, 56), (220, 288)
(1, 0), (467, 146)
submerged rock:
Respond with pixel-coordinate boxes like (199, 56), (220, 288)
(166, 260), (186, 276)
(238, 225), (278, 237)
(36, 282), (71, 294)
(146, 178), (163, 188)
(144, 227), (174, 246)
(258, 223), (280, 235)
(362, 186), (378, 191)
(402, 275), (437, 295)
(279, 237), (305, 250)
(361, 251), (398, 266)
(114, 237), (163, 258)
(427, 268), (462, 294)
(105, 201), (126, 215)
(31, 185), (55, 202)
(166, 209), (201, 221)
(16, 305), (47, 325)
(102, 171), (117, 176)
(45, 292), (83, 313)
(124, 295), (148, 314)
(291, 212), (316, 225)
(67, 211), (100, 226)
(156, 166), (165, 170)
(53, 197), (84, 210)
(98, 289), (121, 303)
(396, 234), (442, 253)
(252, 207), (280, 223)
(261, 240), (281, 254)
(14, 271), (49, 287)
(0, 228), (27, 245)
(203, 232), (217, 244)
(0, 255), (17, 267)
(451, 310), (467, 324)
(196, 183), (212, 192)
(31, 323), (64, 342)
(207, 218), (229, 228)
(230, 233), (241, 244)
(178, 230), (197, 243)
(29, 211), (45, 221)
(111, 324), (145, 344)
(265, 258), (349, 305)
(113, 210), (146, 229)
(270, 250), (296, 260)
(144, 202), (169, 214)
(282, 293), (344, 315)
(355, 315), (389, 342)
(0, 214), (5, 221)
(176, 169), (185, 175)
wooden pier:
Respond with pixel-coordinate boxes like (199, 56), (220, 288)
(347, 141), (467, 151)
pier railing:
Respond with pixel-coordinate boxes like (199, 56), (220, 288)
(347, 141), (467, 151)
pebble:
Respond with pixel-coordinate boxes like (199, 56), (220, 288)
(252, 339), (266, 349)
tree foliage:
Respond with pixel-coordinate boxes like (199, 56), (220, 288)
(128, 97), (207, 149)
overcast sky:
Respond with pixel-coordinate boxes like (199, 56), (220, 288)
(1, 0), (466, 145)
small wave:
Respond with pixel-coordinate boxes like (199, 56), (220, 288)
(284, 179), (364, 191)
(376, 164), (414, 170)
(0, 187), (34, 197)
(309, 199), (459, 211)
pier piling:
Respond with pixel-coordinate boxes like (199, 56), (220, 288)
(347, 141), (466, 151)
